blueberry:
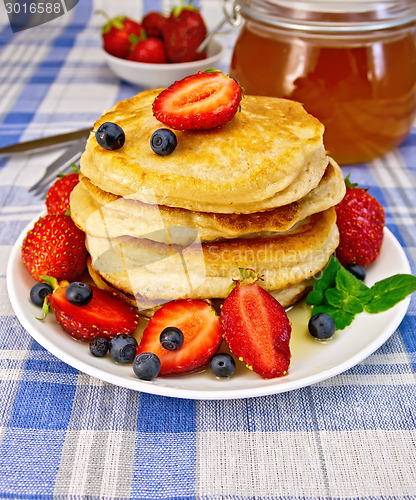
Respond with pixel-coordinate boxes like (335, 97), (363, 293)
(345, 263), (366, 281)
(160, 326), (184, 351)
(109, 334), (138, 363)
(30, 282), (53, 307)
(308, 313), (336, 340)
(65, 282), (93, 306)
(95, 122), (125, 150)
(150, 129), (177, 156)
(89, 336), (109, 357)
(210, 353), (236, 378)
(132, 352), (161, 381)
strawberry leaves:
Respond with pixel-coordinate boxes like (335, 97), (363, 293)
(306, 256), (416, 330)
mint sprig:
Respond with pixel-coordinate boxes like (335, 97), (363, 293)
(306, 256), (416, 330)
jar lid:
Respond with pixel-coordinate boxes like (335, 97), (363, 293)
(237, 0), (416, 32)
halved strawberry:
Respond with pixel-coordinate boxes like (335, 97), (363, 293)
(136, 299), (222, 375)
(221, 270), (291, 379)
(152, 70), (242, 130)
(47, 281), (139, 341)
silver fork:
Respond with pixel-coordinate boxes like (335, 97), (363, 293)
(28, 138), (87, 197)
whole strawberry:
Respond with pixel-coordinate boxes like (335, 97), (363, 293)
(21, 215), (87, 282)
(163, 1), (207, 63)
(335, 176), (385, 267)
(221, 269), (292, 379)
(127, 36), (167, 64)
(142, 11), (166, 38)
(99, 12), (143, 59)
(45, 168), (79, 215)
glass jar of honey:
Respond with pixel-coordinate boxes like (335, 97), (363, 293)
(229, 0), (416, 164)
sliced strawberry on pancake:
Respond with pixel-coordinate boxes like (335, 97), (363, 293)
(152, 70), (242, 130)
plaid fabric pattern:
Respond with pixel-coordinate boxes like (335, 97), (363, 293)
(1, 1), (416, 498)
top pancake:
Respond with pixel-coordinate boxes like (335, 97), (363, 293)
(80, 90), (329, 214)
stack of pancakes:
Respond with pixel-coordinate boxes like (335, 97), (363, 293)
(70, 89), (345, 316)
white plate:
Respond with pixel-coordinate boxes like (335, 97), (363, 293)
(7, 221), (411, 400)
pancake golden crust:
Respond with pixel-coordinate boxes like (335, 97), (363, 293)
(87, 257), (313, 317)
(85, 208), (338, 303)
(80, 91), (329, 213)
(71, 158), (344, 243)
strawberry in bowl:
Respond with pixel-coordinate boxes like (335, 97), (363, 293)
(99, 3), (225, 88)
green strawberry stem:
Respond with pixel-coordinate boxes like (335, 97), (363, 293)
(172, 0), (198, 17)
(344, 173), (359, 189)
(57, 163), (79, 179)
(95, 10), (126, 33)
(39, 275), (59, 291)
(36, 276), (68, 320)
(227, 268), (261, 295)
(128, 31), (146, 47)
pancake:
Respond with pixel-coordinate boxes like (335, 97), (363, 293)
(70, 158), (345, 244)
(87, 257), (314, 317)
(79, 91), (329, 214)
(72, 89), (344, 317)
(84, 208), (338, 310)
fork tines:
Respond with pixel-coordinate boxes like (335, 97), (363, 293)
(29, 139), (87, 197)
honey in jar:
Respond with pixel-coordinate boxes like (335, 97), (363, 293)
(230, 0), (416, 164)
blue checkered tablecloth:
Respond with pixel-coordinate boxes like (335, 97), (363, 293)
(1, 1), (416, 498)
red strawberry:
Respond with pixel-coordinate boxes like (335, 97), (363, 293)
(163, 3), (207, 63)
(47, 281), (139, 341)
(221, 270), (292, 379)
(100, 13), (143, 59)
(127, 36), (167, 64)
(21, 215), (87, 282)
(136, 299), (222, 375)
(142, 11), (166, 38)
(335, 176), (385, 267)
(45, 169), (79, 215)
(152, 70), (243, 130)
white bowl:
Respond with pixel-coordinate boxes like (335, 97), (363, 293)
(103, 39), (225, 89)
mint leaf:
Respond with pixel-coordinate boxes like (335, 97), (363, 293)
(306, 289), (325, 306)
(365, 274), (416, 313)
(306, 256), (341, 306)
(335, 266), (373, 304)
(312, 304), (355, 330)
(306, 255), (416, 331)
(325, 288), (363, 315)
